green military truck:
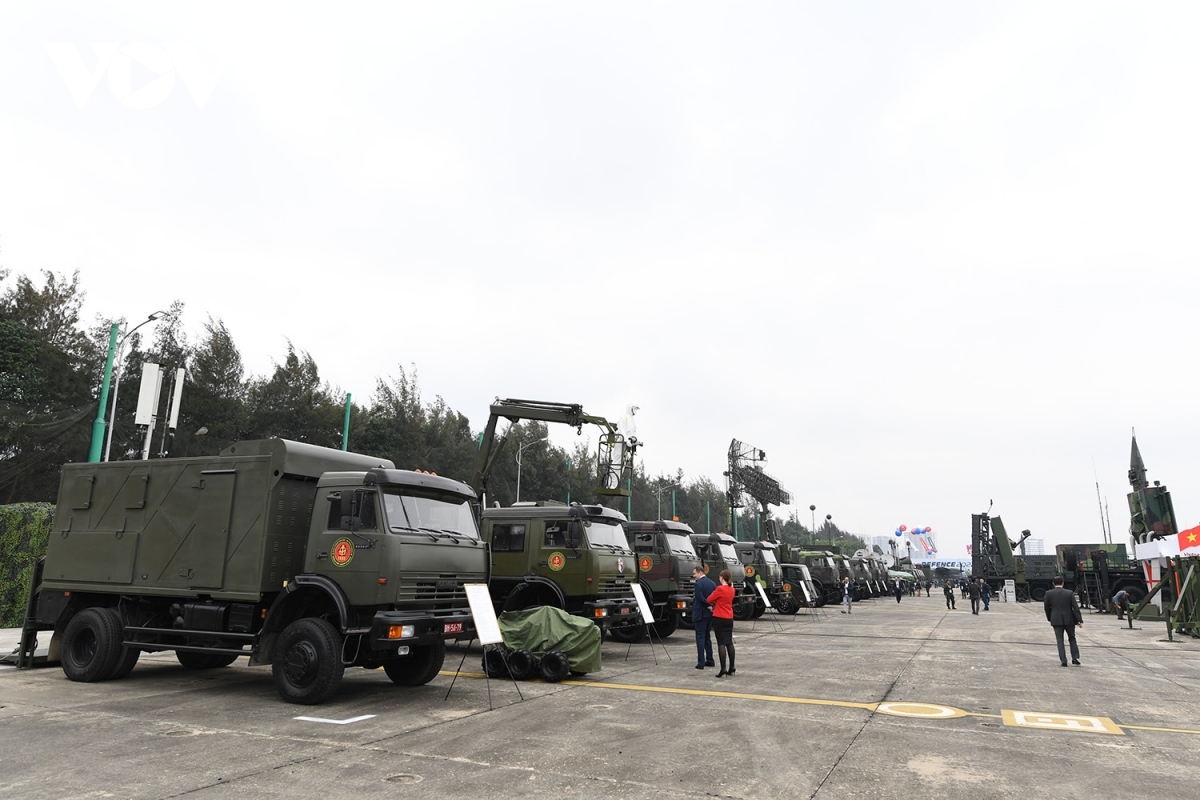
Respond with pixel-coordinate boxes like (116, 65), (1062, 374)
(15, 439), (488, 704)
(680, 532), (755, 625)
(733, 539), (784, 619)
(480, 501), (641, 634)
(616, 519), (702, 640)
(777, 562), (820, 612)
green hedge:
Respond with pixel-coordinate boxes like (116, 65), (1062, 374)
(1, 503), (53, 628)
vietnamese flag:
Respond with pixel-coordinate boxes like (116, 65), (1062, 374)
(1178, 526), (1200, 555)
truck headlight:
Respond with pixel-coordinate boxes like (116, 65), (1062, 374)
(388, 624), (416, 639)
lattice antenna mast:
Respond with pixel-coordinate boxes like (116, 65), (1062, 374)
(725, 439), (791, 538)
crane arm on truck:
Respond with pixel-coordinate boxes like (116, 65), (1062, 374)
(472, 398), (639, 502)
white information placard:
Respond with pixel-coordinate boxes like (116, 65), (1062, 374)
(465, 583), (503, 646)
(798, 582), (813, 604)
(753, 581), (772, 608)
(630, 582), (656, 625)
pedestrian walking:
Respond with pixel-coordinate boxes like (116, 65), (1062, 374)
(708, 570), (737, 677)
(894, 579), (903, 603)
(968, 579), (981, 614)
(841, 576), (853, 614)
(960, 578), (968, 599)
(925, 580), (932, 597)
(943, 581), (956, 610)
(691, 566), (716, 670)
(1045, 576), (1083, 666)
(980, 579), (992, 611)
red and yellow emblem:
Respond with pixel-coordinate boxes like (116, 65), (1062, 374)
(639, 556), (653, 573)
(548, 551), (566, 571)
(783, 582), (792, 593)
(744, 565), (756, 578)
(331, 537), (354, 567)
(703, 564), (710, 575)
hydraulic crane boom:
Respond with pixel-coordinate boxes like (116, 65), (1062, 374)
(472, 398), (640, 504)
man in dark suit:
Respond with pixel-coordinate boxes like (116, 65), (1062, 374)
(967, 579), (981, 614)
(692, 566), (716, 669)
(1044, 576), (1084, 666)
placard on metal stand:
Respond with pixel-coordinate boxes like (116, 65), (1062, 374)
(798, 582), (826, 620)
(444, 583), (523, 710)
(622, 583), (671, 664)
(749, 582), (784, 632)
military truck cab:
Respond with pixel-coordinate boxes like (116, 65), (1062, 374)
(733, 540), (784, 619)
(777, 563), (820, 611)
(480, 501), (640, 631)
(19, 439), (488, 704)
(616, 519), (701, 640)
(687, 532), (755, 619)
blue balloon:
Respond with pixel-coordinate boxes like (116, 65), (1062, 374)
(894, 530), (902, 537)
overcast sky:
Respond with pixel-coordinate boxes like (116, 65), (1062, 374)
(2, 2), (1197, 559)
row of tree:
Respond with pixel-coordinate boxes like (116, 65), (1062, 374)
(0, 269), (865, 549)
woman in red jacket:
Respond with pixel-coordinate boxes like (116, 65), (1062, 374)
(707, 570), (736, 677)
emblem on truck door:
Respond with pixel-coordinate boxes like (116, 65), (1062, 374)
(639, 556), (653, 572)
(548, 552), (565, 571)
(331, 538), (355, 567)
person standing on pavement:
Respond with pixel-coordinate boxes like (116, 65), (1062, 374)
(926, 580), (933, 597)
(943, 581), (956, 610)
(841, 576), (853, 614)
(708, 570), (737, 677)
(968, 578), (982, 614)
(691, 566), (716, 670)
(1045, 576), (1083, 666)
(894, 579), (903, 603)
(980, 579), (992, 611)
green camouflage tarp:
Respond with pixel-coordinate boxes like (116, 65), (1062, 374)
(496, 607), (602, 674)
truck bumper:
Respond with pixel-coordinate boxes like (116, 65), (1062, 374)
(368, 608), (475, 651)
(583, 598), (640, 628)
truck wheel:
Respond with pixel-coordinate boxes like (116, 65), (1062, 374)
(776, 596), (799, 615)
(539, 651), (570, 683)
(62, 608), (124, 683)
(677, 612), (694, 630)
(751, 600), (766, 619)
(1031, 587), (1047, 602)
(653, 613), (678, 638)
(383, 640), (447, 687)
(507, 649), (538, 681)
(272, 618), (344, 705)
(100, 608), (140, 680)
(608, 623), (644, 643)
(733, 601), (754, 621)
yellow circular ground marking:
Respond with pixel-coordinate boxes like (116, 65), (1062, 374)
(875, 702), (966, 719)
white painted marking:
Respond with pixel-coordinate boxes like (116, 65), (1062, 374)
(292, 714), (376, 725)
(1002, 709), (1123, 735)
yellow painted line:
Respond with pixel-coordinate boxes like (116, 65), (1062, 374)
(1121, 725), (1200, 736)
(559, 679), (879, 710)
(443, 671), (1200, 736)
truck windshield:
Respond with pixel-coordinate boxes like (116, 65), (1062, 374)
(585, 523), (634, 553)
(382, 491), (480, 540)
(761, 549), (779, 565)
(719, 544), (739, 564)
(665, 534), (697, 558)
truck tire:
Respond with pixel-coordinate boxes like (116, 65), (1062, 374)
(62, 607), (124, 683)
(608, 623), (645, 643)
(1031, 587), (1047, 602)
(272, 618), (344, 705)
(507, 648), (538, 681)
(100, 608), (140, 680)
(733, 600), (754, 621)
(177, 651), (238, 670)
(539, 651), (570, 683)
(653, 613), (678, 638)
(775, 595), (799, 615)
(383, 640), (446, 687)
(677, 612), (694, 630)
(751, 600), (766, 619)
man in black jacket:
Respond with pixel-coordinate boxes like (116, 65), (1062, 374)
(968, 579), (982, 614)
(1044, 576), (1084, 667)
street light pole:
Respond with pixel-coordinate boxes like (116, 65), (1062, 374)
(652, 483), (677, 521)
(103, 311), (168, 462)
(515, 436), (548, 503)
(809, 505), (816, 548)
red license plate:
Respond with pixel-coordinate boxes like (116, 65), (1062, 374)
(443, 622), (464, 634)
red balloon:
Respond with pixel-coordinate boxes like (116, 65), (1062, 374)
(899, 525), (907, 532)
(925, 526), (932, 533)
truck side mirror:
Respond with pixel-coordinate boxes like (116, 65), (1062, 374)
(339, 490), (361, 532)
(566, 520), (582, 549)
(654, 535), (666, 555)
